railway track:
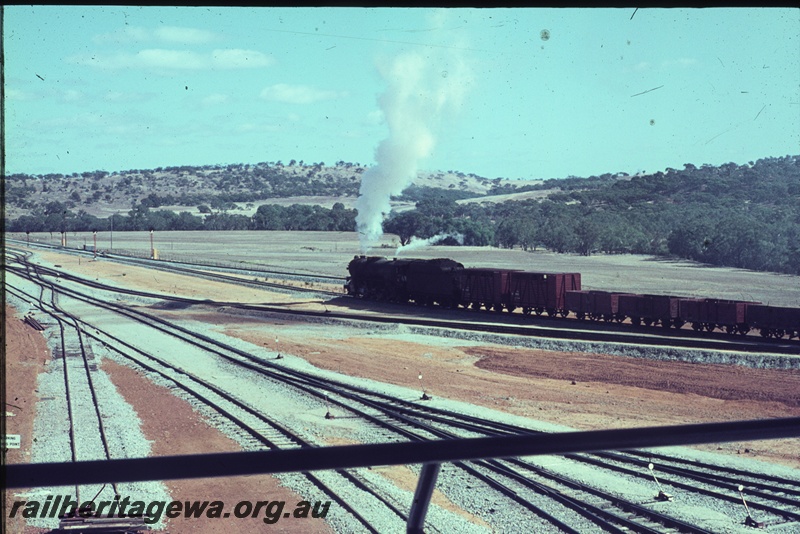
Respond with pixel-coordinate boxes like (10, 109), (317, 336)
(9, 241), (800, 353)
(5, 251), (799, 359)
(6, 239), (346, 296)
(7, 254), (799, 532)
(6, 276), (146, 530)
(196, 356), (800, 532)
(8, 274), (411, 533)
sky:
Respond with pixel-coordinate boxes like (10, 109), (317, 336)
(4, 6), (799, 181)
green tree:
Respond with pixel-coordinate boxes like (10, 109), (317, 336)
(252, 204), (285, 230)
(383, 211), (425, 245)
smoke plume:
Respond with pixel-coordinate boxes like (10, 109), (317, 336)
(395, 233), (465, 257)
(355, 41), (469, 253)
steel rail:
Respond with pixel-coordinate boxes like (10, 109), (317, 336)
(6, 239), (348, 281)
(7, 418), (800, 489)
(5, 241), (346, 292)
(365, 398), (714, 534)
(8, 279), (118, 503)
(12, 261), (800, 472)
(565, 453), (800, 521)
(11, 271), (577, 531)
(17, 258), (797, 355)
(5, 279), (399, 534)
(12, 272), (568, 533)
(10, 266), (787, 533)
(10, 253), (800, 532)
(622, 448), (800, 488)
(11, 260), (800, 500)
(6, 250), (799, 353)
(7, 268), (800, 534)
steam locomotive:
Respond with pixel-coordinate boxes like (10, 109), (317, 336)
(344, 255), (800, 340)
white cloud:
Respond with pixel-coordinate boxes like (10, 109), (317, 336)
(62, 90), (84, 102)
(93, 26), (150, 44)
(93, 25), (217, 45)
(103, 90), (153, 102)
(105, 124), (140, 136)
(236, 122), (279, 133)
(5, 88), (35, 101)
(661, 57), (698, 69)
(70, 49), (273, 70)
(259, 83), (345, 104)
(136, 49), (208, 69)
(155, 26), (217, 44)
(625, 58), (696, 74)
(364, 109), (384, 125)
(202, 93), (229, 106)
(211, 49), (273, 68)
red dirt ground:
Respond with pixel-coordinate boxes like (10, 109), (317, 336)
(6, 245), (800, 533)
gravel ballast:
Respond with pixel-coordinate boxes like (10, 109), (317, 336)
(6, 257), (799, 533)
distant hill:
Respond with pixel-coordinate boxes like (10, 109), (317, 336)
(5, 155), (799, 274)
(474, 155), (800, 274)
(3, 161), (542, 219)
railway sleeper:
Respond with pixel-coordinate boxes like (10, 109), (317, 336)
(623, 515), (683, 534)
(59, 514), (147, 533)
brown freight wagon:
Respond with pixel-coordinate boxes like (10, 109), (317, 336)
(745, 304), (800, 339)
(677, 298), (757, 334)
(508, 272), (581, 316)
(457, 268), (516, 311)
(617, 294), (683, 328)
(566, 290), (633, 322)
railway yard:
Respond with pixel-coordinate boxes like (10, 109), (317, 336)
(4, 231), (800, 534)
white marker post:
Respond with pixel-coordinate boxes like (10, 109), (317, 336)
(419, 372), (431, 401)
(648, 463), (673, 501)
(739, 485), (763, 527)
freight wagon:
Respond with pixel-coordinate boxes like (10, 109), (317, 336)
(678, 298), (755, 334)
(566, 290), (635, 322)
(746, 304), (800, 339)
(618, 294), (683, 328)
(345, 256), (798, 341)
(456, 268), (516, 311)
(508, 272), (581, 317)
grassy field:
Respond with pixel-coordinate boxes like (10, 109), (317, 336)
(12, 230), (800, 307)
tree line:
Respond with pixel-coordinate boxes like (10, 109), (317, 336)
(379, 156), (800, 275)
(6, 155), (799, 275)
(6, 202), (357, 234)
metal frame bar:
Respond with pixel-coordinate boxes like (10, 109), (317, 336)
(6, 417), (799, 489)
(407, 463), (441, 534)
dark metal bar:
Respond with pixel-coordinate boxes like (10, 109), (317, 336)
(5, 417), (800, 489)
(407, 463), (441, 534)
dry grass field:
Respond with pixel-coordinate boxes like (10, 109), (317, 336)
(15, 230), (800, 307)
(6, 231), (800, 473)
